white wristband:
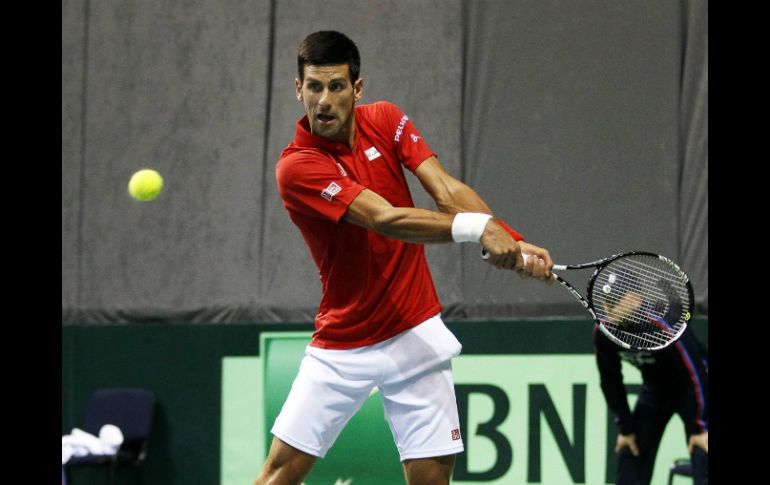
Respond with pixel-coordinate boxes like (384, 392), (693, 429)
(451, 213), (492, 243)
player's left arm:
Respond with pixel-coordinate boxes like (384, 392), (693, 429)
(413, 156), (494, 215)
(413, 156), (553, 274)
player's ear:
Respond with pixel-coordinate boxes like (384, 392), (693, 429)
(353, 78), (363, 102)
(295, 78), (303, 102)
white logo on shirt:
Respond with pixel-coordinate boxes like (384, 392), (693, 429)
(394, 115), (409, 142)
(337, 163), (347, 176)
(410, 134), (421, 143)
(321, 182), (342, 201)
(365, 146), (382, 161)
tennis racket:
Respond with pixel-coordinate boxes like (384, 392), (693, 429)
(482, 249), (694, 351)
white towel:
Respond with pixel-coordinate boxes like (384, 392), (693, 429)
(61, 424), (124, 464)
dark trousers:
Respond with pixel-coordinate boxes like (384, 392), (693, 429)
(616, 385), (708, 485)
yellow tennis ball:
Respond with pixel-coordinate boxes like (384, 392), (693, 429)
(128, 169), (163, 201)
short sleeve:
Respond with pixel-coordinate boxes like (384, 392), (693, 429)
(376, 101), (436, 173)
(276, 152), (366, 222)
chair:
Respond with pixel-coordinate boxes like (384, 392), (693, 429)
(64, 388), (156, 485)
(667, 457), (693, 485)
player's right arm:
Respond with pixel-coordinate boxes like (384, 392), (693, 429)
(342, 188), (455, 243)
(342, 188), (527, 271)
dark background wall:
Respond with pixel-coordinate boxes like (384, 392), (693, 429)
(62, 0), (707, 323)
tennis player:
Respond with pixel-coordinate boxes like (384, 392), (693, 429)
(254, 30), (554, 485)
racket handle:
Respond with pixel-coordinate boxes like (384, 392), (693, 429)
(480, 248), (530, 263)
(481, 248), (566, 271)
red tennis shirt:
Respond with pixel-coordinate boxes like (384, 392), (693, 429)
(276, 101), (442, 349)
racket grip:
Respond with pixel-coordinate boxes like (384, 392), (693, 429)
(481, 248), (566, 272)
(480, 247), (529, 263)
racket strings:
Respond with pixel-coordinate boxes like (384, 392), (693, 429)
(594, 258), (689, 312)
(590, 255), (690, 349)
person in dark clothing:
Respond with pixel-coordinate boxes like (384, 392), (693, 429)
(595, 324), (708, 485)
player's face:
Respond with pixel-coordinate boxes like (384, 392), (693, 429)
(296, 64), (363, 145)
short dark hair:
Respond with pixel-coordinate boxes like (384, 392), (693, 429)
(297, 31), (361, 83)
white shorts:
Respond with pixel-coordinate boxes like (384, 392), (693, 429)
(271, 314), (464, 461)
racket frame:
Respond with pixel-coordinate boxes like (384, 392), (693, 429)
(552, 251), (694, 351)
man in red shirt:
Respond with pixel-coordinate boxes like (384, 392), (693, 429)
(255, 31), (555, 485)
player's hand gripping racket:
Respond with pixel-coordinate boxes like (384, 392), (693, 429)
(482, 249), (694, 351)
